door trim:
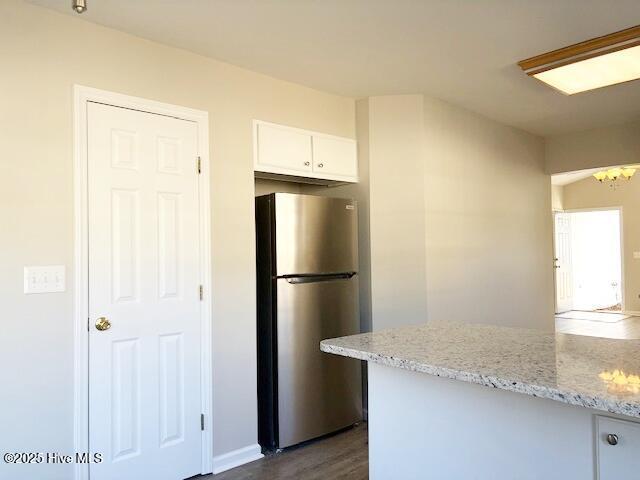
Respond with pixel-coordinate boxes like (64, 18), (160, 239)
(552, 211), (558, 314)
(552, 211), (572, 314)
(73, 85), (213, 480)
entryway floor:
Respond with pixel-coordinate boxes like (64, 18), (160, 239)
(555, 315), (640, 339)
(555, 310), (630, 322)
(206, 423), (368, 480)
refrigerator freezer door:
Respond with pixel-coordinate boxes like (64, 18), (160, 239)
(275, 193), (358, 276)
(276, 275), (362, 448)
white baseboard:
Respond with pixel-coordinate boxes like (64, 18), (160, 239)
(212, 444), (263, 474)
(623, 310), (640, 317)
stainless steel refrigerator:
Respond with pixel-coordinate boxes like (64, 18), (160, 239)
(255, 193), (362, 451)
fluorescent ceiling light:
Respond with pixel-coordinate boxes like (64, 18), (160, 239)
(518, 26), (640, 95)
(533, 44), (640, 94)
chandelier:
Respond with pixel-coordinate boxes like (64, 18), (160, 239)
(593, 166), (637, 187)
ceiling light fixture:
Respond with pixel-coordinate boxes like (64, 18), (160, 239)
(592, 165), (638, 188)
(518, 26), (640, 94)
(72, 0), (87, 14)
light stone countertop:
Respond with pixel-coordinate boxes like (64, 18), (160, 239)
(320, 322), (640, 418)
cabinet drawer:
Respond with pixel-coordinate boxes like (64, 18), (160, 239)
(596, 415), (640, 479)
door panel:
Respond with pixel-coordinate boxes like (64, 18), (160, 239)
(158, 192), (182, 299)
(111, 338), (141, 461)
(275, 193), (358, 275)
(276, 276), (362, 448)
(111, 189), (140, 303)
(159, 333), (185, 447)
(88, 102), (201, 480)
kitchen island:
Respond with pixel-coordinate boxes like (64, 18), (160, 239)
(321, 322), (640, 480)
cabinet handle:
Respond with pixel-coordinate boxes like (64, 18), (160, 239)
(606, 433), (619, 446)
(304, 161), (310, 166)
(318, 163), (324, 168)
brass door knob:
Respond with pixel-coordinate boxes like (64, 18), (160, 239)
(95, 317), (111, 331)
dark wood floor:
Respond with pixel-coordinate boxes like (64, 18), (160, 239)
(205, 423), (368, 480)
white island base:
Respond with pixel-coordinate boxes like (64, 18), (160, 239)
(368, 363), (639, 480)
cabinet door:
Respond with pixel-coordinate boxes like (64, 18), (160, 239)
(255, 122), (312, 174)
(312, 135), (357, 179)
(597, 416), (640, 479)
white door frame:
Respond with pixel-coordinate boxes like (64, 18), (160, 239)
(560, 206), (625, 313)
(73, 85), (213, 480)
(552, 211), (573, 314)
(551, 210), (558, 314)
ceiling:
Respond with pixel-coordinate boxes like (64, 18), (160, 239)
(28, 0), (640, 136)
(551, 169), (601, 186)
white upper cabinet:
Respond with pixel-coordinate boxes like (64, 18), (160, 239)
(254, 120), (358, 184)
(312, 135), (358, 179)
(254, 121), (313, 175)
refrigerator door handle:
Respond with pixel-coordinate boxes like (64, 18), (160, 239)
(282, 272), (356, 284)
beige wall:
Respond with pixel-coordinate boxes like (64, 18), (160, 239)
(546, 120), (640, 175)
(563, 178), (640, 313)
(352, 95), (554, 332)
(551, 185), (564, 211)
(254, 178), (304, 196)
(366, 95), (429, 330)
(423, 97), (554, 330)
(0, 1), (355, 477)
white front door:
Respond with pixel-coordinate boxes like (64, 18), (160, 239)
(554, 212), (573, 313)
(88, 102), (202, 480)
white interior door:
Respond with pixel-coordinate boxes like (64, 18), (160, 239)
(554, 212), (573, 314)
(88, 102), (202, 480)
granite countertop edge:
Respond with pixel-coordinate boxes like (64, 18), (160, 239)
(320, 337), (640, 419)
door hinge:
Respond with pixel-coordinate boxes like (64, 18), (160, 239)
(87, 317), (90, 332)
(197, 156), (202, 174)
(201, 413), (205, 431)
(199, 285), (203, 301)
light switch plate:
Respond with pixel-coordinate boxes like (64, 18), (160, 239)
(634, 252), (640, 260)
(24, 265), (66, 294)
